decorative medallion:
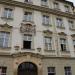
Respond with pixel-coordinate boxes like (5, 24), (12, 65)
(20, 23), (36, 34)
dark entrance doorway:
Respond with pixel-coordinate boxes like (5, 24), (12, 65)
(18, 62), (38, 75)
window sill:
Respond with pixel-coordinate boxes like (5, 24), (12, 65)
(0, 47), (11, 50)
(21, 48), (35, 51)
(61, 50), (70, 53)
(42, 23), (52, 27)
(1, 17), (13, 20)
(53, 8), (61, 11)
(41, 5), (49, 8)
(23, 20), (34, 24)
(24, 1), (33, 4)
(57, 26), (65, 29)
(69, 28), (75, 31)
(44, 49), (55, 52)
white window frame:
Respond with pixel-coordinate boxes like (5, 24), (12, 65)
(48, 67), (55, 75)
(42, 15), (50, 25)
(0, 32), (10, 48)
(53, 2), (59, 10)
(23, 34), (33, 49)
(60, 38), (67, 51)
(68, 20), (75, 29)
(41, 0), (48, 6)
(56, 18), (64, 28)
(3, 8), (13, 19)
(65, 5), (70, 13)
(44, 37), (52, 50)
(24, 0), (32, 3)
(23, 11), (32, 22)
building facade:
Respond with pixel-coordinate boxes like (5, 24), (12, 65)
(0, 0), (75, 75)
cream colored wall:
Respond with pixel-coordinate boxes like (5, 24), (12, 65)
(0, 56), (14, 75)
(42, 58), (75, 75)
(0, 1), (75, 57)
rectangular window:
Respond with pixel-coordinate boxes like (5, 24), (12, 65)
(68, 20), (74, 29)
(60, 38), (67, 51)
(45, 37), (52, 50)
(23, 35), (32, 49)
(64, 67), (72, 75)
(23, 12), (32, 22)
(73, 40), (75, 49)
(3, 8), (13, 19)
(0, 32), (10, 48)
(24, 0), (32, 3)
(48, 67), (55, 75)
(42, 15), (50, 25)
(56, 18), (64, 28)
(41, 0), (47, 6)
(65, 5), (70, 13)
(0, 67), (7, 75)
(54, 2), (59, 10)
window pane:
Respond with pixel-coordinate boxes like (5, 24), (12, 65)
(0, 32), (10, 47)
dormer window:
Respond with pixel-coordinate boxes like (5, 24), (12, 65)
(65, 5), (70, 13)
(54, 2), (60, 10)
(41, 0), (48, 6)
(68, 20), (75, 29)
(24, 0), (32, 3)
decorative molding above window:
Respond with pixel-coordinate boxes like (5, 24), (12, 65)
(0, 23), (12, 32)
(24, 0), (33, 4)
(58, 32), (67, 36)
(71, 34), (75, 37)
(43, 30), (53, 34)
(20, 23), (36, 34)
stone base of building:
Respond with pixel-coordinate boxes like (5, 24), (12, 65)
(0, 52), (75, 75)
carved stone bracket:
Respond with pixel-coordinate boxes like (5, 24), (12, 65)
(20, 23), (36, 34)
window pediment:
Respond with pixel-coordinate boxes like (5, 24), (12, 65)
(0, 23), (12, 32)
(58, 32), (67, 36)
(43, 30), (53, 34)
(71, 34), (75, 37)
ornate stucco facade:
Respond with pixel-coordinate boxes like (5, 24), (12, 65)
(0, 0), (75, 75)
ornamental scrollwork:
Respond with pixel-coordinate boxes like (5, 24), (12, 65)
(20, 23), (36, 34)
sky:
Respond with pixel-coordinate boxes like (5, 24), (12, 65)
(67, 0), (75, 6)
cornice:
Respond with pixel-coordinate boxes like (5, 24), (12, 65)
(0, 0), (75, 19)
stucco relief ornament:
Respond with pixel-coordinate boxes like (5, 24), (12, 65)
(20, 23), (36, 34)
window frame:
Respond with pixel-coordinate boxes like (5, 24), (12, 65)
(47, 67), (56, 75)
(44, 37), (53, 50)
(23, 11), (33, 22)
(56, 17), (64, 28)
(42, 15), (50, 25)
(60, 38), (67, 51)
(41, 0), (48, 6)
(64, 66), (72, 75)
(23, 34), (33, 49)
(0, 32), (10, 48)
(2, 7), (13, 19)
(0, 66), (7, 75)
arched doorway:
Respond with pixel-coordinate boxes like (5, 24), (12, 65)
(17, 62), (38, 75)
